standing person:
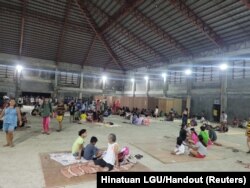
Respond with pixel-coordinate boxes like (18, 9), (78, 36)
(56, 101), (65, 132)
(96, 99), (100, 112)
(246, 119), (250, 154)
(40, 98), (52, 135)
(0, 98), (22, 147)
(154, 106), (159, 118)
(69, 102), (75, 123)
(182, 108), (188, 126)
(220, 111), (228, 132)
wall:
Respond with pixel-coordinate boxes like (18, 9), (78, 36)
(1, 53), (250, 121)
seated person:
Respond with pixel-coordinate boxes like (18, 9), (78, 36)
(86, 111), (93, 123)
(74, 110), (80, 121)
(132, 114), (139, 125)
(97, 111), (104, 123)
(199, 126), (210, 146)
(143, 115), (150, 126)
(136, 114), (144, 125)
(93, 133), (119, 171)
(171, 137), (185, 155)
(79, 111), (87, 123)
(103, 110), (109, 117)
(190, 116), (197, 126)
(72, 129), (87, 160)
(84, 136), (102, 160)
(232, 117), (239, 128)
(188, 128), (198, 144)
(93, 111), (98, 122)
(179, 124), (187, 142)
(165, 112), (174, 121)
(189, 135), (207, 158)
(206, 124), (221, 146)
(31, 107), (39, 116)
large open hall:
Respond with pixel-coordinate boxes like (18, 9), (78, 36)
(0, 0), (250, 187)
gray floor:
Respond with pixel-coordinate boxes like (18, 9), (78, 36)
(0, 112), (249, 188)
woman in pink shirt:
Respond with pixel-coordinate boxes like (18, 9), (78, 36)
(188, 128), (198, 144)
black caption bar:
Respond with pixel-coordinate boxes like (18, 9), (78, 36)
(97, 172), (250, 187)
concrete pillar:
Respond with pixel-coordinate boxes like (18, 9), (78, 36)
(55, 68), (58, 87)
(163, 78), (168, 97)
(146, 79), (149, 97)
(54, 68), (58, 98)
(186, 76), (192, 114)
(132, 81), (135, 97)
(79, 71), (84, 99)
(220, 71), (228, 113)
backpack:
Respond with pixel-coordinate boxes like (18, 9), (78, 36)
(118, 147), (130, 162)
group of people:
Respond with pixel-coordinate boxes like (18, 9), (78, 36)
(71, 129), (121, 171)
(172, 123), (220, 158)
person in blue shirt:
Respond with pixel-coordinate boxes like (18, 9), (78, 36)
(0, 98), (22, 147)
(84, 136), (102, 160)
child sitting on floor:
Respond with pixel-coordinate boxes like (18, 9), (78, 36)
(171, 137), (185, 155)
(189, 135), (207, 158)
(84, 136), (102, 160)
(143, 115), (150, 126)
(72, 129), (87, 160)
(79, 111), (87, 124)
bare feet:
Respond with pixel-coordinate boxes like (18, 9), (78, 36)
(10, 144), (14, 148)
(3, 144), (10, 147)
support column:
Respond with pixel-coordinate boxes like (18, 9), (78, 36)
(132, 81), (135, 97)
(220, 71), (228, 113)
(54, 68), (58, 98)
(79, 71), (84, 99)
(163, 78), (168, 97)
(146, 79), (149, 97)
(186, 76), (192, 113)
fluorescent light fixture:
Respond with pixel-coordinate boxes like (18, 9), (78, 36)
(161, 73), (167, 78)
(131, 78), (135, 82)
(144, 76), (149, 81)
(219, 63), (228, 70)
(16, 65), (23, 72)
(102, 75), (107, 82)
(185, 69), (192, 75)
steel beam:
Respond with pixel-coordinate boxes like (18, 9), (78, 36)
(56, 0), (72, 65)
(0, 3), (90, 33)
(241, 0), (250, 9)
(99, 0), (144, 33)
(109, 38), (149, 67)
(168, 0), (224, 48)
(75, 0), (125, 72)
(82, 35), (96, 68)
(132, 9), (191, 56)
(86, 1), (167, 63)
(19, 0), (27, 56)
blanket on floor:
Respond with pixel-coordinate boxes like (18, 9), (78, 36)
(61, 163), (135, 178)
(50, 152), (88, 166)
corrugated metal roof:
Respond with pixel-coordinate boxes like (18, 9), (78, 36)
(0, 0), (250, 71)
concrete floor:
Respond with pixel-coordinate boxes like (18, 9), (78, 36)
(0, 112), (249, 188)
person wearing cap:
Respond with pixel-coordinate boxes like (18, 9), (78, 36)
(0, 98), (22, 147)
